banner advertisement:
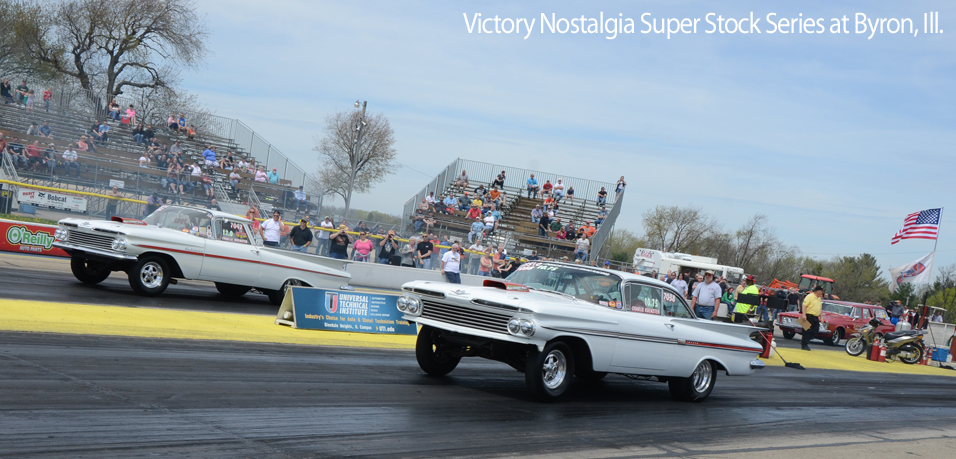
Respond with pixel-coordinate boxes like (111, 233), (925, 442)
(0, 220), (69, 257)
(17, 188), (88, 212)
(275, 287), (417, 335)
(888, 252), (934, 293)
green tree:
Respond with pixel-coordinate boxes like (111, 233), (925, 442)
(601, 228), (646, 263)
(821, 253), (889, 303)
(890, 282), (918, 307)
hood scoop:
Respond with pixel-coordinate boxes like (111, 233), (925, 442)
(482, 279), (530, 292)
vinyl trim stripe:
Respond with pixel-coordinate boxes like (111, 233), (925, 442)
(134, 244), (349, 279)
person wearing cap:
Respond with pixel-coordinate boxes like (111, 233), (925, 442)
(468, 219), (485, 244)
(292, 186), (308, 212)
(289, 218), (313, 253)
(691, 271), (721, 320)
(314, 216), (334, 256)
(526, 173), (539, 198)
(441, 241), (462, 284)
(378, 230), (399, 264)
(457, 192), (470, 212)
(530, 204), (542, 223)
(259, 210), (285, 247)
(328, 224), (352, 260)
(801, 285), (825, 351)
(733, 275), (760, 323)
(582, 221), (596, 238)
(415, 235), (434, 270)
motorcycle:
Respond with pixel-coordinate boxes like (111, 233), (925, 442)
(845, 317), (926, 364)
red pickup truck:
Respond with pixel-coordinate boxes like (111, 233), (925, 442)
(775, 300), (895, 346)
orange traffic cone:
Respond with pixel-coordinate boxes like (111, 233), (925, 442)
(921, 347), (931, 366)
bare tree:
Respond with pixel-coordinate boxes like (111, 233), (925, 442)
(313, 109), (397, 216)
(15, 0), (207, 97)
(727, 214), (779, 270)
(600, 228), (647, 263)
(641, 205), (713, 253)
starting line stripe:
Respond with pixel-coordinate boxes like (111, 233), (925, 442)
(760, 346), (954, 377)
(0, 299), (416, 350)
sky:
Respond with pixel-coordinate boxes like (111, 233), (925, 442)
(180, 0), (956, 280)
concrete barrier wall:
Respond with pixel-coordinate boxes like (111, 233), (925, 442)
(343, 260), (485, 290)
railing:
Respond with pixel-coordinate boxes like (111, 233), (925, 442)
(589, 190), (623, 262)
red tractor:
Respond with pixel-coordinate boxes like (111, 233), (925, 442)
(767, 274), (837, 299)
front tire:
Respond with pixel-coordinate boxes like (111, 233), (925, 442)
(782, 330), (796, 340)
(845, 336), (867, 356)
(215, 282), (250, 297)
(127, 256), (170, 296)
(525, 341), (575, 402)
(668, 360), (716, 402)
(415, 325), (461, 376)
(70, 256), (111, 284)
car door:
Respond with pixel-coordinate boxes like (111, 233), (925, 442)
(199, 218), (261, 284)
(609, 283), (676, 371)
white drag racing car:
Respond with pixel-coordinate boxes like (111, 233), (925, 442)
(399, 262), (765, 401)
(53, 205), (350, 304)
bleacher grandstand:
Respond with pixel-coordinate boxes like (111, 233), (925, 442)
(403, 159), (623, 260)
(0, 86), (318, 220)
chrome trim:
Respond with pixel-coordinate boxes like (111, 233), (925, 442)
(53, 242), (138, 261)
(420, 299), (511, 335)
(402, 287), (446, 299)
(470, 298), (520, 312)
(750, 359), (766, 370)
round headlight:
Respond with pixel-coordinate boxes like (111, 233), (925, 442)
(508, 318), (521, 335)
(54, 229), (68, 241)
(519, 319), (535, 337)
(111, 238), (127, 251)
(406, 297), (421, 314)
(397, 296), (408, 312)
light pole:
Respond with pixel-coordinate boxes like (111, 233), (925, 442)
(343, 100), (367, 218)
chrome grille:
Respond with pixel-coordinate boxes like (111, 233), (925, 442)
(68, 230), (115, 251)
(421, 299), (511, 335)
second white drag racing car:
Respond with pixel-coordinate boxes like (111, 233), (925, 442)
(53, 205), (350, 304)
(399, 262), (765, 401)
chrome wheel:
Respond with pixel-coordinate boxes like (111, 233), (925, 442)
(691, 360), (713, 393)
(139, 262), (164, 289)
(845, 336), (866, 356)
(541, 349), (568, 390)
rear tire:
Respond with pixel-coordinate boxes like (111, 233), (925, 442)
(215, 282), (250, 297)
(782, 330), (795, 340)
(668, 360), (716, 402)
(899, 344), (923, 365)
(415, 325), (461, 376)
(127, 256), (170, 296)
(70, 256), (111, 284)
(826, 328), (843, 346)
(526, 341), (575, 402)
(267, 279), (303, 305)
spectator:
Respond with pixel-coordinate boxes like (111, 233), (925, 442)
(423, 213), (436, 232)
(378, 230), (399, 264)
(62, 144), (80, 178)
(441, 194), (458, 215)
(581, 221), (596, 238)
(169, 141), (182, 156)
(259, 210), (285, 247)
(25, 89), (35, 112)
(144, 193), (162, 217)
(441, 242), (462, 284)
(289, 219), (313, 252)
(178, 113), (187, 133)
(491, 244), (508, 278)
(541, 179), (553, 197)
(202, 146), (217, 167)
(267, 167), (280, 184)
(201, 170), (214, 198)
(466, 205), (481, 220)
(143, 125), (155, 144)
(164, 163), (180, 192)
(15, 79), (28, 105)
(483, 211), (496, 235)
(530, 204), (542, 223)
(7, 138), (26, 169)
(43, 143), (57, 176)
(415, 236), (434, 269)
(425, 191), (436, 210)
(96, 121), (110, 144)
(574, 234), (590, 261)
(126, 104), (137, 125)
(186, 124), (196, 140)
(76, 135), (94, 152)
(255, 165), (268, 182)
(931, 311), (943, 323)
(167, 113), (178, 131)
(208, 198), (221, 211)
(457, 192), (470, 212)
(0, 133), (5, 157)
(477, 246), (493, 277)
(26, 140), (42, 171)
(474, 183), (486, 198)
(105, 186), (122, 218)
(313, 216), (334, 256)
(467, 218), (484, 244)
(555, 227), (567, 240)
(553, 179), (565, 203)
(412, 210), (426, 232)
(491, 170), (506, 189)
(543, 195), (554, 213)
(138, 152), (151, 167)
(245, 206), (261, 230)
(328, 225), (351, 259)
(488, 187), (500, 205)
(455, 170), (469, 191)
(596, 186), (608, 206)
(292, 185), (308, 212)
(229, 170), (241, 192)
(0, 78), (12, 103)
(220, 151), (234, 170)
(108, 99), (121, 120)
(615, 176), (627, 197)
(595, 206), (608, 225)
(38, 121), (52, 138)
(352, 231), (374, 262)
(526, 173), (539, 198)
(538, 212), (550, 238)
(401, 236), (418, 267)
(26, 122), (39, 136)
(42, 87), (52, 112)
(549, 216), (563, 235)
(565, 186), (575, 204)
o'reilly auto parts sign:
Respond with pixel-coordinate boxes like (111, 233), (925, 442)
(17, 188), (87, 212)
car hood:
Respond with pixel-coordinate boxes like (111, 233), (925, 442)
(58, 217), (132, 235)
(402, 279), (599, 312)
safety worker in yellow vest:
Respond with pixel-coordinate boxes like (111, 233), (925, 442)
(733, 275), (760, 323)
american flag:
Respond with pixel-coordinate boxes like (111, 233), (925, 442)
(891, 208), (941, 245)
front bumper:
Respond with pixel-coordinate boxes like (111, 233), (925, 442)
(53, 242), (138, 261)
(773, 320), (833, 336)
(405, 315), (546, 350)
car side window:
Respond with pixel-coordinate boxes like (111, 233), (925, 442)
(624, 283), (662, 315)
(860, 308), (871, 320)
(850, 307), (861, 319)
(218, 219), (251, 245)
(661, 289), (694, 318)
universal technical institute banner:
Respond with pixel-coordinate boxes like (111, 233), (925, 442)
(275, 287), (417, 335)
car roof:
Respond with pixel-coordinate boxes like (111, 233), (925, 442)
(528, 261), (683, 296)
(165, 205), (251, 223)
(824, 300), (886, 310)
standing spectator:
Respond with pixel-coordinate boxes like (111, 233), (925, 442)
(454, 170), (469, 191)
(292, 186), (308, 212)
(327, 225), (352, 259)
(615, 176), (627, 197)
(526, 173), (539, 198)
(314, 216), (334, 256)
(428, 233), (442, 270)
(207, 198), (221, 211)
(202, 146), (217, 167)
(61, 144), (80, 177)
(574, 234), (590, 261)
(670, 274), (688, 298)
(259, 210), (285, 247)
(267, 167), (280, 184)
(786, 288), (800, 312)
(478, 246), (493, 277)
(401, 236), (418, 267)
(24, 89), (35, 112)
(144, 193), (162, 217)
(107, 99), (121, 120)
(491, 244), (508, 278)
(38, 121), (53, 138)
(416, 236), (434, 269)
(201, 170), (214, 198)
(441, 242), (462, 284)
(530, 204), (542, 223)
(800, 285), (825, 351)
(255, 165), (268, 182)
(289, 219), (313, 252)
(42, 88), (52, 112)
(0, 78), (12, 103)
(378, 231), (399, 264)
(469, 219), (484, 244)
(596, 187), (608, 206)
(105, 186), (123, 218)
(690, 270), (721, 320)
(491, 170), (506, 188)
(552, 179), (566, 203)
(352, 231), (374, 262)
(538, 212), (551, 238)
(126, 104), (137, 126)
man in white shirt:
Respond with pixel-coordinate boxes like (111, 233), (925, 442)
(314, 216), (334, 256)
(441, 242), (462, 284)
(292, 185), (308, 212)
(670, 274), (688, 299)
(530, 205), (542, 223)
(690, 270), (722, 320)
(229, 170), (241, 191)
(61, 146), (80, 177)
(259, 210), (284, 247)
(574, 234), (589, 261)
(553, 179), (566, 203)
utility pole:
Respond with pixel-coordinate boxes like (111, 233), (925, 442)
(343, 100), (367, 219)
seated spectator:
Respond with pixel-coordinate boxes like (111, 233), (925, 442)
(220, 151), (234, 170)
(474, 184), (486, 197)
(126, 104), (137, 125)
(455, 170), (469, 191)
(255, 165), (267, 182)
(76, 135), (94, 152)
(542, 179), (553, 197)
(469, 219), (484, 244)
(178, 113), (187, 133)
(95, 121), (110, 144)
(201, 170), (214, 198)
(14, 79), (27, 105)
(552, 179), (565, 203)
(442, 194), (458, 215)
(132, 123), (145, 144)
(566, 186), (575, 204)
(26, 122), (39, 136)
(526, 173), (539, 198)
(555, 227), (567, 240)
(267, 167), (280, 184)
(423, 213), (436, 232)
(25, 140), (43, 171)
(424, 191), (436, 210)
(7, 138), (26, 168)
(0, 78), (12, 104)
(457, 192), (470, 212)
(418, 197), (429, 212)
(43, 143), (57, 176)
(154, 151), (168, 170)
(237, 157), (248, 171)
(108, 99), (121, 120)
(229, 170), (241, 192)
(574, 234), (590, 261)
(139, 152), (151, 167)
(412, 210), (426, 233)
(38, 121), (52, 138)
(483, 211), (495, 234)
(596, 206), (608, 225)
(164, 163), (180, 192)
(466, 205), (481, 220)
(292, 185), (308, 211)
(186, 124), (196, 139)
(550, 217), (563, 235)
(491, 170), (506, 188)
(582, 221), (596, 238)
(596, 186), (608, 206)
(169, 140), (182, 156)
(143, 125), (155, 143)
(543, 195), (554, 212)
(202, 146), (217, 167)
(167, 113), (177, 131)
(488, 187), (500, 204)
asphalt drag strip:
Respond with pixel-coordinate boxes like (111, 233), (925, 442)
(1, 332), (955, 458)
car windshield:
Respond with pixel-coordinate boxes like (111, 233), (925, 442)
(143, 206), (214, 237)
(872, 308), (888, 319)
(506, 262), (623, 305)
(822, 302), (853, 315)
